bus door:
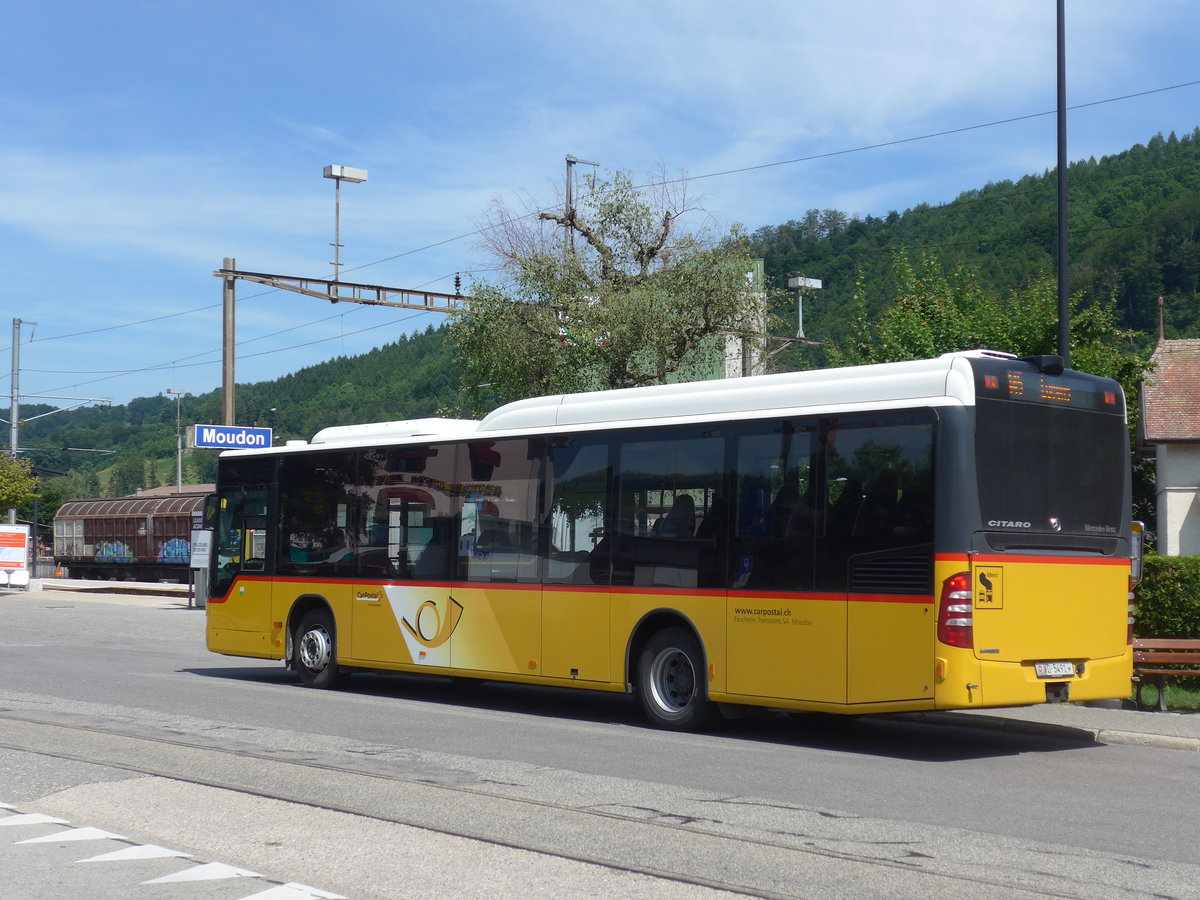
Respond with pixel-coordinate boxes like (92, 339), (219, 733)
(452, 439), (543, 678)
(353, 446), (458, 666)
(351, 486), (436, 664)
(728, 422), (839, 702)
(825, 414), (936, 704)
(542, 437), (611, 682)
(209, 486), (271, 634)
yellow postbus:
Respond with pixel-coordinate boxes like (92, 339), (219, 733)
(206, 350), (1137, 729)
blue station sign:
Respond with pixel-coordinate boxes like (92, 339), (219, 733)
(189, 424), (274, 450)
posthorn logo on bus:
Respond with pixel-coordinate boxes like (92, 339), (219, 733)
(189, 425), (273, 449)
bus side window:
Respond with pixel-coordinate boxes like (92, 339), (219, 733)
(361, 445), (460, 582)
(819, 415), (934, 593)
(615, 428), (723, 589)
(277, 451), (359, 578)
(546, 439), (610, 585)
(460, 438), (542, 584)
(241, 518), (268, 571)
(732, 423), (816, 591)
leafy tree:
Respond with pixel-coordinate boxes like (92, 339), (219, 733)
(829, 250), (1155, 525)
(189, 449), (219, 484)
(828, 251), (1150, 397)
(17, 477), (65, 544)
(450, 169), (766, 405)
(109, 454), (145, 497)
(0, 456), (36, 511)
(753, 127), (1200, 353)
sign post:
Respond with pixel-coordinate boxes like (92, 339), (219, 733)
(189, 528), (213, 609)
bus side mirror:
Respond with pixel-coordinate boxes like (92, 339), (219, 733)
(1130, 520), (1145, 585)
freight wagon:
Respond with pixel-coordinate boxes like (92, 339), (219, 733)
(53, 492), (209, 582)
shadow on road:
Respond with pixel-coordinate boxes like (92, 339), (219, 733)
(182, 664), (1098, 762)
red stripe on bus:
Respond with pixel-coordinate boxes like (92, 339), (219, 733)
(213, 575), (929, 605)
(935, 553), (1128, 566)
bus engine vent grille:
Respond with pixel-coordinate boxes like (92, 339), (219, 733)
(848, 546), (933, 595)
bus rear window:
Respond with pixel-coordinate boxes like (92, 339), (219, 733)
(975, 397), (1125, 536)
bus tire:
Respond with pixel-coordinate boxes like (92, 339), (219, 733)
(294, 609), (342, 689)
(636, 627), (715, 731)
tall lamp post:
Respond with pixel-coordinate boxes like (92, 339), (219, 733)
(166, 389), (183, 493)
(787, 275), (823, 340)
(322, 165), (368, 282)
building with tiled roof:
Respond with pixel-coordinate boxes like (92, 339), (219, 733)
(1140, 339), (1200, 555)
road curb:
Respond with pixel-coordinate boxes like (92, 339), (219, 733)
(896, 711), (1200, 753)
(1092, 729), (1200, 752)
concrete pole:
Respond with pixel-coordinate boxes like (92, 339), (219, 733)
(332, 177), (342, 281)
(222, 258), (236, 425)
(564, 155), (599, 261)
(1056, 0), (1070, 366)
(7, 318), (19, 525)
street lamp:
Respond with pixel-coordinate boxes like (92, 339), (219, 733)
(166, 389), (183, 493)
(787, 275), (823, 339)
(323, 165), (368, 282)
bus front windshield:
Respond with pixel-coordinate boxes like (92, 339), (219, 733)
(212, 488), (269, 597)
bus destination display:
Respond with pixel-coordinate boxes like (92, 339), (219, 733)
(972, 361), (1121, 412)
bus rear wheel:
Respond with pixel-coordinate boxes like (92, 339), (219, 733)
(636, 627), (715, 731)
(294, 610), (342, 689)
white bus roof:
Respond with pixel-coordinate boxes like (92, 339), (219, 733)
(223, 350), (1014, 456)
(476, 349), (1008, 432)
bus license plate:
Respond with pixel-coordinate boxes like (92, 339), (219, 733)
(1034, 661), (1075, 679)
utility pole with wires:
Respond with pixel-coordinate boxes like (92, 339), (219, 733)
(1056, 0), (1071, 365)
(215, 166), (474, 427)
(564, 154), (599, 260)
(212, 267), (471, 427)
(4, 318), (108, 523)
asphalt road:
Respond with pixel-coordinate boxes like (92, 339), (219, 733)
(1, 588), (1198, 899)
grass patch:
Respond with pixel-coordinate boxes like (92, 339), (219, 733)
(1132, 678), (1200, 711)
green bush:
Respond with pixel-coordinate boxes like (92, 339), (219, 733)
(1133, 555), (1200, 638)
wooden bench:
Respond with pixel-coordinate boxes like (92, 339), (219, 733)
(1133, 638), (1200, 711)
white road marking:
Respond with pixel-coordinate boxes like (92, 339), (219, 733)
(0, 813), (70, 827)
(142, 861), (262, 883)
(17, 826), (125, 843)
(76, 843), (192, 862)
(236, 884), (348, 900)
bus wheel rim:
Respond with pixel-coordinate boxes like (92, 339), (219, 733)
(649, 647), (695, 715)
(299, 625), (332, 672)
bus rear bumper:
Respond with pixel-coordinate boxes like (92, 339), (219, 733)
(936, 650), (1133, 709)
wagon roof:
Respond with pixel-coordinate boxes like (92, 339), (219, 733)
(55, 494), (207, 519)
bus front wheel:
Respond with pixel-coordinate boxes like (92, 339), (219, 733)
(294, 610), (342, 689)
(636, 627), (715, 731)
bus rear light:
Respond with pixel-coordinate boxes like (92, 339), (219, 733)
(938, 572), (974, 649)
(1127, 601), (1135, 645)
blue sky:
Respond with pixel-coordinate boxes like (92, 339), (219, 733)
(3, 0), (1198, 415)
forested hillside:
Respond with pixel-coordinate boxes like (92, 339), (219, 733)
(753, 128), (1200, 352)
(19, 325), (461, 514)
(17, 128), (1200, 526)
